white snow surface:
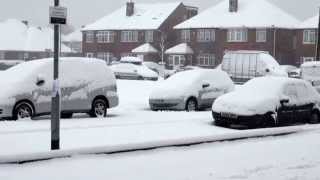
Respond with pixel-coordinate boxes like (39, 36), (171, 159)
(0, 79), (320, 179)
(165, 43), (194, 54)
(82, 2), (181, 31)
(110, 63), (158, 79)
(63, 30), (82, 42)
(132, 43), (158, 54)
(175, 0), (300, 29)
(212, 77), (320, 116)
(298, 15), (318, 29)
(120, 56), (143, 63)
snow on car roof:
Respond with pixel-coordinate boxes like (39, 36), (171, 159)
(301, 61), (320, 68)
(82, 2), (181, 31)
(175, 0), (300, 29)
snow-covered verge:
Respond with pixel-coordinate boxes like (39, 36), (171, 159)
(1, 129), (320, 180)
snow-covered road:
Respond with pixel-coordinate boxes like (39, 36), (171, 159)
(0, 80), (320, 179)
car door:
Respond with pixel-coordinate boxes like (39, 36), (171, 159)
(295, 83), (314, 123)
(60, 60), (89, 112)
(278, 84), (299, 125)
(199, 76), (225, 108)
(33, 62), (53, 115)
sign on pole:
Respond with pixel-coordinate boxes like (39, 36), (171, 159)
(50, 6), (67, 25)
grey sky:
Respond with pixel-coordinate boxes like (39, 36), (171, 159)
(0, 0), (319, 28)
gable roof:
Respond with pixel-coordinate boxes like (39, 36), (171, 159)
(298, 15), (318, 29)
(165, 43), (194, 54)
(0, 19), (72, 52)
(82, 2), (182, 31)
(175, 0), (300, 29)
(132, 43), (158, 54)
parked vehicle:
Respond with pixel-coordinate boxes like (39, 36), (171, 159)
(0, 57), (119, 120)
(301, 61), (320, 92)
(212, 77), (320, 128)
(280, 65), (300, 78)
(221, 50), (287, 84)
(0, 60), (23, 70)
(149, 69), (234, 111)
(110, 56), (158, 81)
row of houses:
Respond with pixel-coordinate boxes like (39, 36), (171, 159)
(81, 0), (319, 68)
(0, 19), (81, 61)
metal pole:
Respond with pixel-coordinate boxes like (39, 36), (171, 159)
(51, 0), (61, 150)
(316, 7), (320, 61)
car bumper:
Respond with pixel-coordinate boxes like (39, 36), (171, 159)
(0, 105), (13, 119)
(149, 99), (185, 110)
(212, 111), (266, 127)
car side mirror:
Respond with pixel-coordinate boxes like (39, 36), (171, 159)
(280, 99), (289, 105)
(36, 75), (45, 86)
(202, 83), (210, 89)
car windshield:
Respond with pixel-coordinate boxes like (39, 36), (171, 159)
(239, 77), (284, 96)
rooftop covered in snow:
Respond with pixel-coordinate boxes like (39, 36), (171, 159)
(175, 0), (300, 29)
(82, 2), (182, 31)
(0, 19), (72, 52)
(63, 30), (82, 42)
(132, 43), (158, 54)
(298, 15), (318, 29)
(165, 43), (194, 54)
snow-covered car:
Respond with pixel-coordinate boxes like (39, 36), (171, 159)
(0, 60), (24, 70)
(221, 50), (287, 83)
(110, 57), (158, 81)
(301, 61), (320, 92)
(149, 69), (234, 111)
(280, 65), (300, 78)
(212, 77), (320, 128)
(0, 57), (119, 120)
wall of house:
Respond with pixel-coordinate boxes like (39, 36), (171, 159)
(296, 28), (317, 63)
(172, 28), (299, 68)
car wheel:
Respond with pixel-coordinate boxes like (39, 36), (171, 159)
(61, 113), (73, 119)
(90, 99), (107, 118)
(309, 111), (320, 124)
(186, 98), (197, 112)
(13, 102), (34, 120)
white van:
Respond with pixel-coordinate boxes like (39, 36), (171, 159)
(221, 50), (287, 83)
(0, 57), (119, 120)
(301, 61), (320, 92)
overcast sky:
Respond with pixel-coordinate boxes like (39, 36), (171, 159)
(0, 0), (319, 29)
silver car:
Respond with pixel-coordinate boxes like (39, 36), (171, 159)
(149, 69), (234, 111)
(0, 57), (119, 120)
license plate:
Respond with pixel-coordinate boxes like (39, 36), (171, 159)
(221, 112), (238, 119)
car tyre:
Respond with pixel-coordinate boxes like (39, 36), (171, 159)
(186, 98), (197, 112)
(13, 102), (34, 121)
(309, 111), (320, 124)
(61, 113), (73, 119)
(90, 98), (107, 118)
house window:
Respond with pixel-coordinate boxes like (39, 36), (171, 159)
(303, 57), (315, 62)
(145, 30), (154, 43)
(97, 52), (113, 64)
(96, 31), (114, 43)
(121, 31), (138, 42)
(85, 31), (95, 43)
(86, 53), (94, 58)
(0, 52), (4, 59)
(198, 54), (215, 66)
(168, 55), (186, 66)
(197, 29), (215, 42)
(227, 29), (248, 42)
(256, 29), (267, 42)
(303, 30), (316, 44)
(181, 30), (191, 42)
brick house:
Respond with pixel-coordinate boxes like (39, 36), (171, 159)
(296, 15), (318, 63)
(168, 0), (300, 69)
(0, 19), (73, 61)
(81, 1), (198, 64)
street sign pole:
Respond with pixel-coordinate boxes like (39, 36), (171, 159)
(316, 7), (320, 61)
(51, 0), (61, 150)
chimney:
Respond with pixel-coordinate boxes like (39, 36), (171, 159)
(229, 0), (238, 12)
(22, 20), (29, 26)
(126, 1), (134, 17)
